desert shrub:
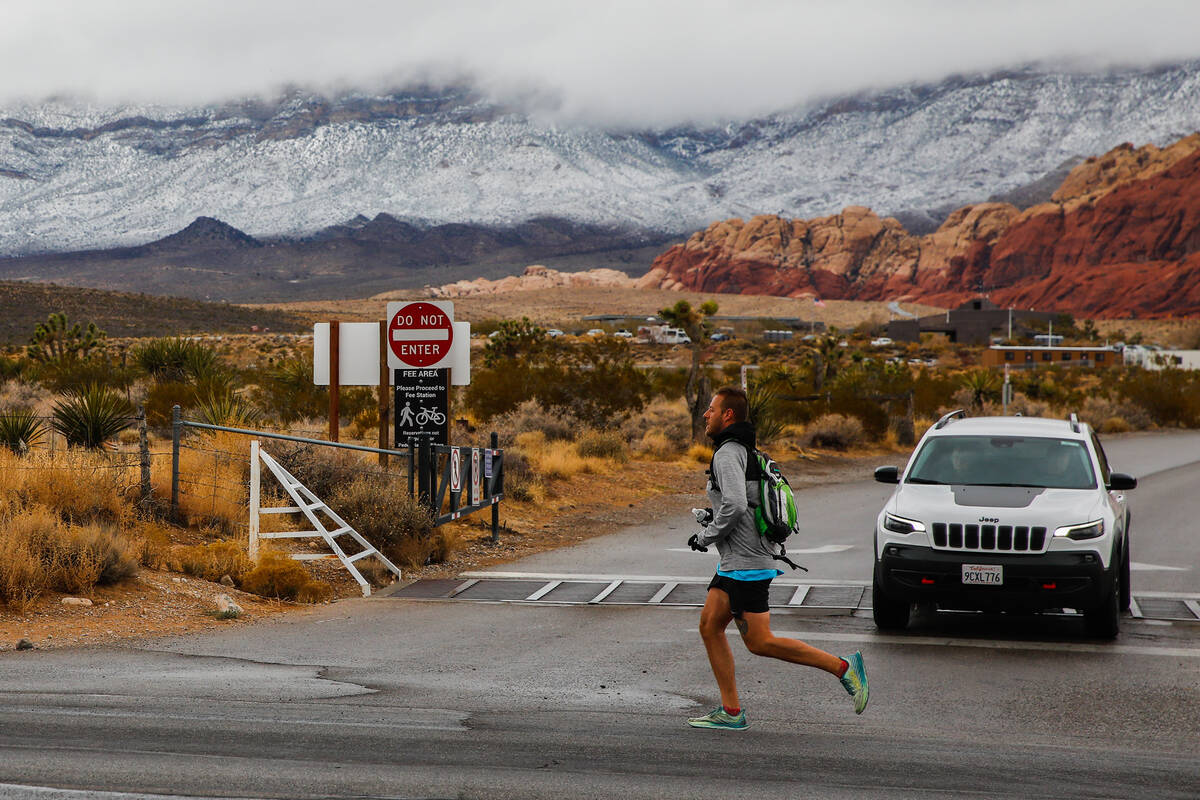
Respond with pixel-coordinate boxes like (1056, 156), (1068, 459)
(0, 518), (46, 611)
(0, 508), (140, 604)
(1077, 394), (1155, 432)
(133, 337), (222, 384)
(51, 384), (135, 449)
(240, 550), (333, 602)
(272, 443), (368, 501)
(177, 540), (254, 584)
(1007, 395), (1053, 419)
(625, 397), (691, 451)
(0, 408), (46, 453)
(466, 336), (649, 426)
(803, 414), (863, 450)
(1100, 416), (1132, 434)
(253, 356), (328, 424)
(193, 386), (261, 427)
(536, 440), (592, 480)
(747, 380), (786, 444)
(575, 429), (627, 462)
(686, 443), (714, 463)
(1, 447), (135, 525)
(66, 522), (141, 588)
(499, 449), (542, 503)
(136, 520), (176, 569)
(638, 430), (682, 459)
(143, 380), (200, 428)
(491, 399), (579, 445)
(331, 475), (446, 569)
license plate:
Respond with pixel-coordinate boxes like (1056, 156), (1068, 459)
(962, 564), (1003, 585)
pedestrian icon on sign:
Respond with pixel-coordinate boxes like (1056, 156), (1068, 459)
(399, 401), (415, 427)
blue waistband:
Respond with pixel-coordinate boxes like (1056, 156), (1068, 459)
(717, 568), (782, 581)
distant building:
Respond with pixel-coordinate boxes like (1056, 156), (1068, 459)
(1124, 346), (1200, 370)
(887, 297), (1060, 345)
(982, 345), (1121, 369)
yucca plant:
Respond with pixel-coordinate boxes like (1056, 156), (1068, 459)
(194, 387), (261, 427)
(50, 385), (134, 449)
(0, 408), (46, 453)
(133, 337), (221, 384)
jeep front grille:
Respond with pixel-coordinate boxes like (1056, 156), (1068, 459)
(930, 523), (1048, 553)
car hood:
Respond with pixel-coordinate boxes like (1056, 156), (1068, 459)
(890, 484), (1104, 526)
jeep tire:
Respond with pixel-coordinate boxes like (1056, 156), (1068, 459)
(1084, 568), (1121, 639)
(872, 576), (910, 631)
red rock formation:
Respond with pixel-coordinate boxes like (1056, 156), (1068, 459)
(639, 134), (1200, 317)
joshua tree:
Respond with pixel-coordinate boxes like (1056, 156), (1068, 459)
(658, 299), (718, 442)
(27, 312), (106, 365)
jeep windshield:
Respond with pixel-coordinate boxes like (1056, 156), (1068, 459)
(906, 435), (1097, 489)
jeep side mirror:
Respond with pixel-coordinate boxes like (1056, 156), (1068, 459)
(1108, 472), (1137, 491)
(874, 466), (900, 484)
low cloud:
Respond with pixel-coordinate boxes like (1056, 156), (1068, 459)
(4, 0), (1200, 126)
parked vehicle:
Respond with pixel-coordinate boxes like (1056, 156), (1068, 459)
(637, 325), (692, 344)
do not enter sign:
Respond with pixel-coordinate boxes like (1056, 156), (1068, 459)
(387, 301), (455, 369)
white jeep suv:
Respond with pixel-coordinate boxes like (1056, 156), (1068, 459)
(872, 411), (1137, 637)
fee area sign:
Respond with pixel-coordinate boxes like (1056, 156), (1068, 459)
(394, 368), (449, 446)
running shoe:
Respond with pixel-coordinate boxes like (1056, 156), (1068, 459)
(687, 707), (749, 730)
(840, 651), (869, 714)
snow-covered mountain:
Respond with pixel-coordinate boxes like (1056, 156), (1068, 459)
(2, 62), (1200, 257)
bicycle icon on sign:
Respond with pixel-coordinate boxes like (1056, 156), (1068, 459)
(399, 403), (447, 427)
(416, 408), (446, 426)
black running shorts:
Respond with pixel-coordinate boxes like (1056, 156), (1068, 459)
(707, 573), (772, 616)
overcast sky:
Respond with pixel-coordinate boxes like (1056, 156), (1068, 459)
(4, 0), (1199, 126)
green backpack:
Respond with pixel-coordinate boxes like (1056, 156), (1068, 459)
(712, 444), (807, 572)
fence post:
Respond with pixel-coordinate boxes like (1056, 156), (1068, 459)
(170, 404), (181, 522)
(490, 431), (500, 543)
(137, 405), (151, 508)
(248, 439), (260, 560)
(378, 319), (389, 468)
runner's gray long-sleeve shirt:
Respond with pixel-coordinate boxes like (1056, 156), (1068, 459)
(694, 433), (781, 573)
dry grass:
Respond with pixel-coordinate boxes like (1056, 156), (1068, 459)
(0, 506), (141, 610)
(153, 430), (248, 531)
(0, 447), (136, 525)
(176, 540), (254, 584)
(240, 550), (333, 603)
(686, 443), (713, 463)
(802, 414), (865, 450)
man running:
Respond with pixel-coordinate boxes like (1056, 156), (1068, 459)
(686, 386), (868, 730)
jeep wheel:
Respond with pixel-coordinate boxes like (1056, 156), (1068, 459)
(1084, 571), (1120, 639)
(1119, 541), (1131, 613)
(872, 577), (910, 631)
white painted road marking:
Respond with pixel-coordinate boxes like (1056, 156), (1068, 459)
(1131, 562), (1190, 571)
(737, 628), (1200, 658)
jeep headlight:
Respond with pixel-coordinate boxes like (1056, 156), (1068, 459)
(1054, 520), (1105, 540)
(883, 513), (926, 534)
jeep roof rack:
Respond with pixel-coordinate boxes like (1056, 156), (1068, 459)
(1068, 413), (1080, 433)
(933, 409), (966, 430)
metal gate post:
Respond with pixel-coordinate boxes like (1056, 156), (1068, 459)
(170, 404), (181, 521)
(490, 431), (500, 542)
(417, 442), (433, 514)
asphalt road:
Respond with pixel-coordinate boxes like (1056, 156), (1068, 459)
(1, 431), (1198, 799)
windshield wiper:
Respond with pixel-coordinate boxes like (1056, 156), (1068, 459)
(905, 477), (946, 484)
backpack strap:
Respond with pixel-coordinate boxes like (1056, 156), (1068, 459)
(707, 439), (748, 493)
(772, 546), (808, 572)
